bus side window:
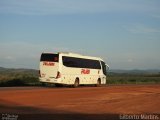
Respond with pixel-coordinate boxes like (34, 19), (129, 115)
(63, 56), (76, 67)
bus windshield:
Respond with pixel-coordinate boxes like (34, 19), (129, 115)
(101, 61), (107, 75)
(40, 53), (59, 62)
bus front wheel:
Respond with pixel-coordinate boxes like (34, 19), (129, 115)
(73, 79), (79, 88)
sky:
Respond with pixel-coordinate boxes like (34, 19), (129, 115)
(0, 0), (160, 70)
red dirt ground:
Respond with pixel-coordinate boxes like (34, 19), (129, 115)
(0, 85), (160, 120)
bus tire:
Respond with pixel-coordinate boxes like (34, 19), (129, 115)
(73, 78), (79, 88)
(55, 83), (63, 87)
(96, 79), (101, 87)
(41, 82), (46, 86)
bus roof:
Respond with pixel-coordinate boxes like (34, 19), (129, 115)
(58, 52), (104, 61)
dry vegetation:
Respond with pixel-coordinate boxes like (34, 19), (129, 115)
(0, 67), (160, 87)
(108, 72), (160, 84)
(0, 67), (39, 86)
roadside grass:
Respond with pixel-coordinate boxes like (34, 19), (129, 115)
(0, 77), (40, 87)
(0, 68), (160, 87)
(0, 69), (40, 87)
(107, 73), (160, 84)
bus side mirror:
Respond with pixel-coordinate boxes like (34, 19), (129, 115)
(105, 64), (109, 72)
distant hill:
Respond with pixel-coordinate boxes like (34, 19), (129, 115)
(0, 67), (7, 71)
(109, 69), (160, 74)
(0, 67), (38, 81)
(0, 67), (159, 86)
(0, 67), (39, 86)
(0, 67), (38, 74)
(1, 67), (160, 76)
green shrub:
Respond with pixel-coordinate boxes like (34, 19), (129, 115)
(0, 68), (40, 87)
(107, 75), (160, 84)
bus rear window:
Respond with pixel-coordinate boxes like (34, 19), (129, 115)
(40, 53), (59, 62)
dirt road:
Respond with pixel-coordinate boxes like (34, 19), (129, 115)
(0, 85), (160, 120)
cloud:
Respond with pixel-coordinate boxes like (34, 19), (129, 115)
(0, 0), (159, 15)
(127, 58), (133, 63)
(152, 15), (160, 19)
(5, 56), (16, 61)
(0, 41), (88, 68)
(125, 24), (160, 34)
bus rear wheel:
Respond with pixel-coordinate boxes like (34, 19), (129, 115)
(96, 79), (101, 87)
(41, 82), (46, 86)
(73, 79), (79, 88)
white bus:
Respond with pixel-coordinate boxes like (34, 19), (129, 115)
(39, 52), (109, 87)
